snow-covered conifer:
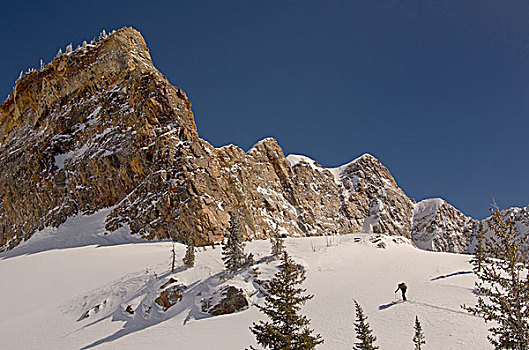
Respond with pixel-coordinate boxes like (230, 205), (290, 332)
(472, 223), (485, 273)
(65, 44), (73, 54)
(250, 251), (323, 349)
(171, 241), (176, 273)
(222, 213), (250, 273)
(270, 228), (284, 258)
(353, 300), (378, 350)
(462, 208), (529, 349)
(413, 316), (426, 350)
(183, 243), (195, 268)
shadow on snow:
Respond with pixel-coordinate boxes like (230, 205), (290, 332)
(76, 263), (263, 349)
(430, 271), (473, 281)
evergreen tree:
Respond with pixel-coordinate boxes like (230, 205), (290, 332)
(171, 241), (176, 273)
(270, 228), (285, 258)
(250, 251), (323, 349)
(353, 300), (378, 350)
(473, 223), (485, 274)
(413, 316), (426, 350)
(222, 213), (250, 273)
(182, 243), (195, 268)
(462, 208), (529, 349)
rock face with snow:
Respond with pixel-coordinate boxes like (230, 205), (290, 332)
(329, 154), (415, 239)
(412, 198), (478, 253)
(0, 28), (198, 252)
(476, 206), (529, 251)
(0, 27), (416, 250)
(0, 27), (526, 253)
(0, 28), (197, 250)
(411, 199), (529, 254)
(501, 206), (529, 236)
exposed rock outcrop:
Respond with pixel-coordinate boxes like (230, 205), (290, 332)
(473, 205), (529, 252)
(412, 198), (478, 253)
(155, 283), (185, 311)
(328, 154), (415, 239)
(204, 286), (249, 316)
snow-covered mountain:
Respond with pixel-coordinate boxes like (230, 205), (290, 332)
(1, 26), (527, 350)
(0, 27), (526, 254)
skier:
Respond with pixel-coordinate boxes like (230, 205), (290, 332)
(395, 282), (407, 301)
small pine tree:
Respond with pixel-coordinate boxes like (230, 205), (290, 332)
(462, 208), (529, 349)
(250, 251), (323, 349)
(171, 241), (176, 273)
(413, 316), (426, 350)
(353, 300), (379, 350)
(270, 228), (285, 258)
(222, 213), (251, 273)
(472, 222), (485, 274)
(182, 243), (195, 268)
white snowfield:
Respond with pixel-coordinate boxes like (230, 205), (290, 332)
(0, 211), (490, 349)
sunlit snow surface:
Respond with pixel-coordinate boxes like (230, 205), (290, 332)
(0, 210), (490, 349)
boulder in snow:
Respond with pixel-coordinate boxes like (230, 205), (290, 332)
(205, 286), (248, 316)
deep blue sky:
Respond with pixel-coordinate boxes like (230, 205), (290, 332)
(1, 1), (528, 218)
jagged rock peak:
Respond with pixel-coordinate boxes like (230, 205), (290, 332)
(0, 27), (198, 251)
(0, 27), (194, 145)
(412, 198), (477, 253)
(287, 152), (414, 238)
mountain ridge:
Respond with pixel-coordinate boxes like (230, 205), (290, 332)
(0, 27), (526, 253)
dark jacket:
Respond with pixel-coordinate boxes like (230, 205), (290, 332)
(395, 283), (407, 293)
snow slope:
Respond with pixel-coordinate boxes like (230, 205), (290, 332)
(0, 211), (490, 349)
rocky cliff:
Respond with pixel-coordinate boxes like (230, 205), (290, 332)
(412, 198), (478, 253)
(474, 205), (529, 252)
(411, 198), (529, 254)
(0, 27), (198, 249)
(0, 27), (526, 253)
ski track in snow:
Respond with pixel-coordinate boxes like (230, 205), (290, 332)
(0, 211), (491, 349)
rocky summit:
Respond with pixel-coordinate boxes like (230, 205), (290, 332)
(0, 27), (527, 253)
